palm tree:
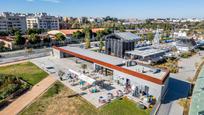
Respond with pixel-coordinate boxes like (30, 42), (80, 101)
(99, 38), (104, 52)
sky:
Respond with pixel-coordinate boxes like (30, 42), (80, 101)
(0, 0), (204, 19)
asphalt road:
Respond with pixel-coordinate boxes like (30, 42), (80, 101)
(0, 52), (50, 65)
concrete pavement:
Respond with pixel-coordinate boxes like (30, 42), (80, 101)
(0, 76), (57, 115)
(171, 50), (204, 81)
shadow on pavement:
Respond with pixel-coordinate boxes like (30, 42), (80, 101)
(162, 77), (191, 104)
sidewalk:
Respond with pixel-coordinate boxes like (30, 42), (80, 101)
(0, 76), (57, 115)
(0, 60), (28, 67)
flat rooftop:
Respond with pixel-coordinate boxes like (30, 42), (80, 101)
(126, 47), (166, 58)
(122, 64), (166, 80)
(59, 46), (125, 66)
(53, 46), (169, 84)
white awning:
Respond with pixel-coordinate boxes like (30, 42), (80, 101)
(69, 69), (80, 76)
(79, 74), (96, 84)
(69, 69), (95, 84)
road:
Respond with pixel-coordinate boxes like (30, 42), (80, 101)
(157, 77), (190, 115)
(0, 76), (57, 115)
(0, 51), (50, 65)
(171, 50), (204, 81)
(157, 51), (204, 115)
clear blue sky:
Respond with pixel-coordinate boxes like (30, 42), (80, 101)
(0, 0), (204, 19)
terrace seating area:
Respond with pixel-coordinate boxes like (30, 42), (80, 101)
(31, 56), (156, 108)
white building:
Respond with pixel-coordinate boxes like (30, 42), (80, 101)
(53, 46), (170, 101)
(0, 12), (27, 32)
(175, 37), (197, 52)
(26, 13), (59, 30)
(174, 31), (187, 38)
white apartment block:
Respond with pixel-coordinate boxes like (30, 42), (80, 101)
(0, 12), (27, 32)
(26, 13), (59, 30)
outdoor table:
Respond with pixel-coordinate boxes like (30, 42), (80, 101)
(107, 93), (114, 99)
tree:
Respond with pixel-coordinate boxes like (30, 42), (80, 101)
(72, 31), (84, 39)
(27, 29), (44, 35)
(147, 32), (154, 41)
(83, 28), (92, 48)
(99, 38), (104, 52)
(0, 42), (5, 48)
(43, 36), (51, 43)
(85, 32), (91, 49)
(71, 22), (80, 29)
(96, 31), (103, 41)
(55, 33), (66, 41)
(103, 28), (113, 35)
(0, 32), (8, 36)
(14, 31), (25, 45)
(28, 33), (41, 44)
(10, 29), (21, 36)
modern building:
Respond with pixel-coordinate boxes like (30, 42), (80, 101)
(0, 12), (27, 32)
(52, 46), (170, 100)
(105, 32), (141, 58)
(26, 13), (59, 30)
(175, 37), (197, 52)
(125, 47), (167, 64)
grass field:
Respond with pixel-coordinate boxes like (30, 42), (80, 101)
(0, 62), (48, 85)
(21, 82), (150, 115)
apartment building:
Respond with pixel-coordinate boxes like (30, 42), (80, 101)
(0, 12), (27, 32)
(26, 13), (59, 30)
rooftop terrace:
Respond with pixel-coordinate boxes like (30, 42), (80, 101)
(59, 46), (126, 66)
(122, 64), (166, 80)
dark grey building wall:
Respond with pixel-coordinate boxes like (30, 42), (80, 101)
(105, 37), (135, 58)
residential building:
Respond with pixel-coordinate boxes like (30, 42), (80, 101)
(105, 32), (141, 58)
(77, 17), (88, 23)
(0, 12), (27, 33)
(26, 13), (59, 30)
(47, 28), (105, 40)
(0, 36), (14, 49)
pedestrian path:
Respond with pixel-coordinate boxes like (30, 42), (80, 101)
(0, 76), (57, 115)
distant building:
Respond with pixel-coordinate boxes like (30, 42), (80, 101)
(175, 37), (197, 52)
(125, 47), (167, 64)
(173, 31), (187, 38)
(0, 36), (14, 49)
(47, 28), (105, 40)
(0, 12), (27, 33)
(77, 17), (88, 23)
(26, 13), (59, 30)
(105, 32), (141, 58)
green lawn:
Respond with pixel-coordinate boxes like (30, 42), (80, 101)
(0, 62), (48, 85)
(100, 98), (150, 115)
(21, 82), (151, 115)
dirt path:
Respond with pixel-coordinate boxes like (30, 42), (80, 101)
(0, 76), (57, 115)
